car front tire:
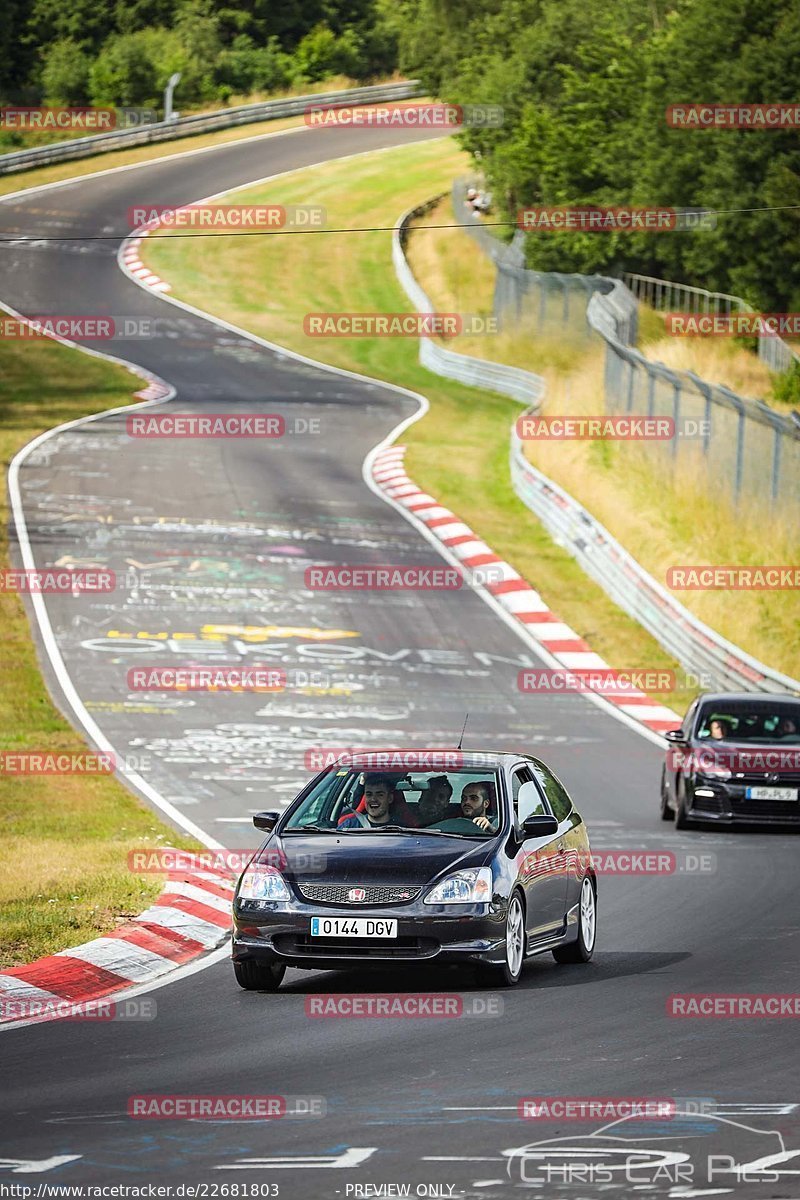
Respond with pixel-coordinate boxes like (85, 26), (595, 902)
(660, 767), (674, 821)
(674, 778), (691, 830)
(233, 959), (286, 992)
(553, 876), (596, 964)
(476, 892), (525, 987)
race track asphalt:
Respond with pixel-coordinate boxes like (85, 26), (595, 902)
(0, 121), (798, 1197)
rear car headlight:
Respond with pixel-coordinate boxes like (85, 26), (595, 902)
(238, 865), (290, 902)
(690, 749), (731, 781)
(695, 762), (732, 782)
(424, 867), (493, 905)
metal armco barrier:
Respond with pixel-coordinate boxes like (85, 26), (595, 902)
(393, 201), (544, 406)
(394, 194), (799, 696)
(0, 81), (423, 176)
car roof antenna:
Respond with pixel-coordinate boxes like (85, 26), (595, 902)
(456, 712), (469, 751)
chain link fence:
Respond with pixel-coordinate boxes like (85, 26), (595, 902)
(453, 182), (800, 516)
(624, 271), (800, 374)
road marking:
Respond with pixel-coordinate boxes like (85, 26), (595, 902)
(216, 1148), (377, 1170)
(0, 1157), (82, 1173)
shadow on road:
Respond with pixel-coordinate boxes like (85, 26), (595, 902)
(277, 950), (689, 995)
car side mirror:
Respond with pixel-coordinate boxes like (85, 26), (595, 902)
(664, 729), (687, 744)
(253, 810), (280, 832)
(521, 814), (558, 838)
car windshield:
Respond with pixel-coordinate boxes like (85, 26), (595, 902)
(696, 702), (800, 744)
(283, 767), (503, 836)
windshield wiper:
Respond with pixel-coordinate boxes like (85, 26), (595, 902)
(284, 824), (337, 834)
(342, 823), (409, 832)
(408, 828), (471, 837)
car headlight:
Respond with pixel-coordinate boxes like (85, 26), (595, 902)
(238, 865), (290, 902)
(424, 867), (493, 905)
(694, 758), (732, 782)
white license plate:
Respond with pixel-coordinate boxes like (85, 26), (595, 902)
(745, 786), (798, 801)
(310, 917), (397, 938)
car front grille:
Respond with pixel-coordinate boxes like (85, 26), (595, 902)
(693, 788), (800, 821)
(273, 933), (439, 959)
(693, 792), (725, 815)
(730, 796), (800, 821)
(295, 882), (422, 906)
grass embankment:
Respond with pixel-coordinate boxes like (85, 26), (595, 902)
(408, 199), (799, 680)
(145, 137), (712, 714)
(0, 341), (195, 967)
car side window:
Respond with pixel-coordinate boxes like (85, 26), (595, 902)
(512, 767), (546, 823)
(530, 762), (573, 823)
(683, 700), (699, 737)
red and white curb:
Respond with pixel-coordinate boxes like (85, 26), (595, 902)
(121, 232), (171, 293)
(134, 374), (172, 402)
(0, 856), (233, 1026)
(372, 446), (681, 734)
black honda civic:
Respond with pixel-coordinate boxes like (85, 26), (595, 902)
(660, 692), (800, 827)
(232, 750), (597, 991)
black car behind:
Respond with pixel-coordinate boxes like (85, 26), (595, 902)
(661, 693), (800, 827)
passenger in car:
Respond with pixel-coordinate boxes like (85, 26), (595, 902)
(337, 774), (420, 828)
(337, 775), (395, 829)
(418, 775), (457, 825)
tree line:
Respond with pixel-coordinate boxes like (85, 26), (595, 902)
(1, 0), (397, 124)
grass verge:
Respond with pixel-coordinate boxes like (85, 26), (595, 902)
(145, 136), (711, 715)
(0, 339), (194, 967)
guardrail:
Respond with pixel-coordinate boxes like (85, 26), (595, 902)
(624, 270), (800, 374)
(393, 200), (544, 406)
(394, 193), (799, 696)
(0, 81), (423, 176)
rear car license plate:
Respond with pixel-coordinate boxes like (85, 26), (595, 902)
(310, 917), (397, 938)
(745, 786), (798, 800)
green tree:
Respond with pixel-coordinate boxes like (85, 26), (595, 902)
(88, 30), (161, 106)
(41, 38), (91, 105)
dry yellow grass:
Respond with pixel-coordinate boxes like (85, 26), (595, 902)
(639, 312), (778, 402)
(407, 201), (595, 374)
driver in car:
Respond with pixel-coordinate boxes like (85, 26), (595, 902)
(338, 774), (395, 829)
(460, 781), (497, 832)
